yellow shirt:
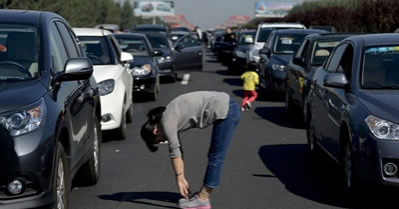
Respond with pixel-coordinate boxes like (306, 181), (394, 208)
(241, 71), (259, 91)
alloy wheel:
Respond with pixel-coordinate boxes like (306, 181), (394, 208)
(93, 124), (100, 176)
(344, 144), (352, 189)
(56, 159), (65, 209)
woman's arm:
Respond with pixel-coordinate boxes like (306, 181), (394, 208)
(172, 156), (190, 198)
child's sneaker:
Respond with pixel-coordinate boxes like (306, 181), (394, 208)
(178, 195), (211, 209)
(245, 101), (252, 109)
(241, 107), (245, 111)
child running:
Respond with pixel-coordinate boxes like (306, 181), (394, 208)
(241, 62), (259, 111)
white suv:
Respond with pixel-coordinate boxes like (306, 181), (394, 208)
(74, 28), (134, 140)
(247, 23), (306, 64)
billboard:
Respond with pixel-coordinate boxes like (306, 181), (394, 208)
(255, 2), (297, 18)
(134, 1), (175, 16)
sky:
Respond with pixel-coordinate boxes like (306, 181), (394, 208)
(118, 0), (306, 29)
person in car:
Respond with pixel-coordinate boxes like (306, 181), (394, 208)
(240, 61), (259, 111)
(140, 91), (240, 209)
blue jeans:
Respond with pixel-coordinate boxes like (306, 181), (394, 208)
(204, 97), (240, 188)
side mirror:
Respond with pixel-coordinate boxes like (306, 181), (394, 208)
(174, 44), (184, 51)
(55, 58), (93, 82)
(293, 57), (305, 66)
(152, 50), (163, 57)
(323, 73), (348, 88)
(121, 52), (134, 62)
(259, 48), (270, 56)
(244, 37), (253, 44)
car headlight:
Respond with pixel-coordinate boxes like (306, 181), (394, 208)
(272, 64), (286, 71)
(132, 64), (152, 76)
(98, 79), (115, 96)
(366, 115), (399, 140)
(157, 56), (172, 63)
(235, 50), (246, 58)
(0, 99), (46, 137)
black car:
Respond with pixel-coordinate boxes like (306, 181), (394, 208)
(285, 33), (355, 121)
(114, 33), (162, 100)
(142, 32), (176, 81)
(258, 29), (327, 95)
(0, 10), (101, 209)
(307, 34), (399, 191)
(229, 29), (256, 73)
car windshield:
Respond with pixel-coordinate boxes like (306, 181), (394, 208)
(310, 40), (342, 66)
(170, 33), (186, 44)
(256, 27), (295, 43)
(273, 34), (306, 54)
(0, 24), (39, 82)
(362, 46), (399, 89)
(78, 36), (111, 65)
(238, 32), (255, 44)
(116, 37), (150, 56)
(146, 35), (170, 49)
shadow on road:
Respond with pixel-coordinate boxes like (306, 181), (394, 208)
(254, 106), (305, 129)
(259, 144), (399, 209)
(99, 191), (180, 209)
(223, 78), (242, 87)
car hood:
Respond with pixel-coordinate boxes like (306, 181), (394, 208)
(357, 90), (399, 124)
(0, 80), (47, 113)
(92, 65), (123, 83)
(129, 56), (155, 68)
(154, 48), (173, 56)
(270, 54), (293, 65)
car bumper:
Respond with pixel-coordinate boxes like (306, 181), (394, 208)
(0, 126), (56, 208)
(358, 135), (399, 187)
(133, 75), (156, 93)
(230, 56), (247, 70)
(267, 70), (287, 93)
(100, 91), (124, 131)
(157, 63), (174, 77)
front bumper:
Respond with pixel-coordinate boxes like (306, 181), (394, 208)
(157, 62), (174, 77)
(0, 126), (56, 208)
(133, 75), (156, 94)
(230, 56), (247, 71)
(358, 134), (399, 187)
(100, 90), (124, 131)
(267, 69), (287, 93)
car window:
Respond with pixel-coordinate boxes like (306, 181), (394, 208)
(78, 36), (112, 65)
(257, 27), (299, 43)
(0, 24), (39, 80)
(177, 34), (200, 48)
(362, 46), (399, 89)
(110, 36), (121, 62)
(116, 37), (150, 56)
(146, 35), (170, 49)
(273, 34), (307, 54)
(49, 22), (68, 72)
(311, 40), (342, 66)
(337, 45), (353, 80)
(55, 22), (79, 58)
(295, 39), (309, 59)
(171, 33), (186, 44)
(326, 44), (348, 73)
(238, 32), (255, 45)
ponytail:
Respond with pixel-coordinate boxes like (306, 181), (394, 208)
(140, 106), (166, 152)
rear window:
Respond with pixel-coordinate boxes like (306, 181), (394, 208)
(362, 46), (399, 89)
(116, 37), (150, 56)
(256, 27), (297, 43)
(273, 34), (306, 54)
(0, 23), (39, 82)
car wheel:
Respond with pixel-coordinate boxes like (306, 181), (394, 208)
(149, 79), (160, 101)
(79, 118), (101, 185)
(126, 103), (133, 124)
(342, 141), (360, 193)
(307, 115), (320, 158)
(285, 85), (294, 113)
(303, 95), (309, 126)
(115, 108), (127, 140)
(53, 142), (69, 209)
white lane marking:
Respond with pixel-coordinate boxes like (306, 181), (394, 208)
(181, 73), (190, 85)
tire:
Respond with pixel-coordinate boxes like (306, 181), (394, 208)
(115, 108), (127, 140)
(52, 142), (69, 209)
(149, 79), (160, 101)
(303, 95), (309, 126)
(307, 115), (320, 158)
(126, 103), (133, 124)
(285, 85), (294, 114)
(79, 118), (101, 185)
(342, 140), (360, 193)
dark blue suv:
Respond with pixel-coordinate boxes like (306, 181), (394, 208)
(0, 10), (101, 209)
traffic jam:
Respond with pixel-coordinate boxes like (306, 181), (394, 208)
(1, 0), (399, 209)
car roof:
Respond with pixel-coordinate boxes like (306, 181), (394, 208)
(271, 29), (326, 35)
(141, 32), (168, 37)
(259, 23), (305, 28)
(0, 9), (58, 24)
(239, 29), (256, 34)
(170, 31), (190, 35)
(114, 33), (148, 39)
(135, 24), (168, 29)
(73, 27), (112, 36)
(348, 33), (399, 46)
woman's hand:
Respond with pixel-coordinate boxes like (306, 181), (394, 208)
(176, 175), (190, 198)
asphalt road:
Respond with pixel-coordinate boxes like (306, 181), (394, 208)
(69, 50), (399, 209)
